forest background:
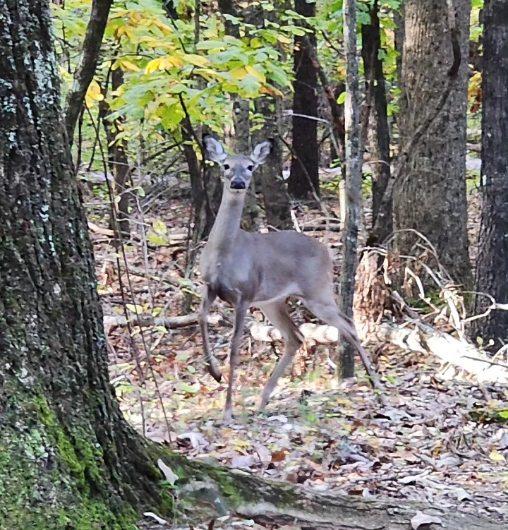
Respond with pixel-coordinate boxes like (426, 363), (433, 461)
(0, 0), (507, 528)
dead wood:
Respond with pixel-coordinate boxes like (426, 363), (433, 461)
(376, 319), (508, 384)
(104, 313), (204, 332)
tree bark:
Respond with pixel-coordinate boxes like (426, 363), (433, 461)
(0, 1), (161, 526)
(254, 97), (292, 230)
(472, 0), (508, 346)
(338, 0), (363, 379)
(288, 0), (320, 199)
(64, 0), (113, 144)
(393, 0), (472, 287)
(100, 68), (131, 238)
(361, 0), (392, 242)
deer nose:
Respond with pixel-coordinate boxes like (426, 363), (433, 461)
(230, 179), (246, 190)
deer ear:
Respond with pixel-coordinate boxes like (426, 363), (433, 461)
(250, 139), (272, 166)
(203, 135), (227, 163)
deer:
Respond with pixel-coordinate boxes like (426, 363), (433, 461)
(199, 135), (380, 422)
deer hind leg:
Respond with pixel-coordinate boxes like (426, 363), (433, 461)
(199, 285), (221, 382)
(258, 301), (304, 410)
(302, 290), (379, 385)
(224, 300), (249, 423)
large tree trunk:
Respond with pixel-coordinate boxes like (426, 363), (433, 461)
(0, 1), (161, 526)
(393, 0), (472, 287)
(361, 0), (392, 242)
(288, 0), (319, 199)
(472, 0), (508, 346)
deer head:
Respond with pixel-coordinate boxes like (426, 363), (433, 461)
(203, 135), (272, 191)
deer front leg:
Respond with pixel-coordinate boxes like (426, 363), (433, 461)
(199, 285), (221, 382)
(224, 301), (248, 423)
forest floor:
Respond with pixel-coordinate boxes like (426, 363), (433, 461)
(85, 172), (507, 529)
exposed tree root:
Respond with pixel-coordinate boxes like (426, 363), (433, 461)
(158, 453), (499, 530)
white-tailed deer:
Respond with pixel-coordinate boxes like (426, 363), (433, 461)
(199, 135), (379, 421)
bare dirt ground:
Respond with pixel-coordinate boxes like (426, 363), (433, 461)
(85, 177), (507, 529)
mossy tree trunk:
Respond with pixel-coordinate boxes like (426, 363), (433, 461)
(0, 1), (163, 527)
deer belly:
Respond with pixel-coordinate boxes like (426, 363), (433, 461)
(253, 282), (301, 305)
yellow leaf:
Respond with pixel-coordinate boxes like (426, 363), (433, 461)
(245, 65), (266, 83)
(277, 34), (292, 44)
(151, 19), (173, 34)
(233, 439), (251, 451)
(489, 450), (506, 463)
(126, 303), (142, 313)
(152, 219), (167, 235)
(230, 66), (248, 80)
(145, 57), (162, 74)
(194, 67), (224, 80)
(115, 58), (140, 72)
(115, 25), (133, 39)
(145, 55), (184, 74)
(147, 231), (169, 247)
(182, 54), (209, 67)
(260, 85), (283, 97)
(85, 80), (104, 108)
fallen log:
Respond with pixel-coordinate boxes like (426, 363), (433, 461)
(376, 321), (508, 384)
(250, 322), (340, 344)
(103, 313), (220, 333)
(105, 310), (508, 384)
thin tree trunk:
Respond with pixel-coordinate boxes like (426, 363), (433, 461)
(393, 0), (472, 288)
(101, 68), (131, 237)
(361, 0), (392, 242)
(288, 0), (319, 200)
(218, 0), (259, 228)
(472, 0), (508, 347)
(64, 0), (112, 143)
(338, 0), (363, 379)
(394, 2), (405, 101)
(161, 1), (217, 241)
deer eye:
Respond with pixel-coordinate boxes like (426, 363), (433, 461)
(223, 164), (230, 170)
(247, 164), (254, 171)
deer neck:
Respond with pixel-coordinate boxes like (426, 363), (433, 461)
(207, 186), (245, 255)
